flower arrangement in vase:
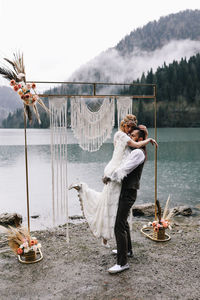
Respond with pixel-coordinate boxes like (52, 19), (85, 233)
(1, 226), (42, 263)
(142, 195), (172, 241)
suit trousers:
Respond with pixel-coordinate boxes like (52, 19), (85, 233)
(114, 188), (137, 266)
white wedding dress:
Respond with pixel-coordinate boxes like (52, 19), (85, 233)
(78, 131), (131, 240)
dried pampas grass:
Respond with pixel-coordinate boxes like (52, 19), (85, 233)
(0, 225), (31, 255)
(0, 51), (25, 82)
(163, 194), (171, 220)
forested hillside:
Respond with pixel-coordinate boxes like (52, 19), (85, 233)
(123, 53), (200, 127)
(2, 53), (200, 128)
(0, 86), (22, 125)
(116, 9), (200, 54)
(1, 9), (200, 128)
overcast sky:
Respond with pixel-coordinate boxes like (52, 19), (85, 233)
(0, 0), (200, 87)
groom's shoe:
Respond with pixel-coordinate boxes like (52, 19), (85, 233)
(68, 183), (81, 191)
(111, 249), (133, 257)
(108, 263), (129, 274)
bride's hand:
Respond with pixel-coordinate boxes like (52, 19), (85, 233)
(150, 138), (158, 147)
(102, 176), (111, 184)
(138, 124), (148, 139)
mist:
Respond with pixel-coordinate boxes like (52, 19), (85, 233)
(69, 39), (200, 84)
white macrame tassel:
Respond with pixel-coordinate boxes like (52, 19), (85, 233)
(49, 97), (69, 243)
(71, 97), (115, 152)
(117, 97), (133, 128)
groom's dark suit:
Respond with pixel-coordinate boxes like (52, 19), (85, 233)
(114, 149), (145, 266)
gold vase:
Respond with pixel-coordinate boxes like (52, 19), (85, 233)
(153, 227), (165, 240)
(24, 250), (36, 262)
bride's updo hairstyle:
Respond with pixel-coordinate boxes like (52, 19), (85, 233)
(120, 114), (138, 133)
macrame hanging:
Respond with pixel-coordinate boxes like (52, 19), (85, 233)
(117, 97), (133, 128)
(70, 97), (115, 152)
(49, 97), (69, 242)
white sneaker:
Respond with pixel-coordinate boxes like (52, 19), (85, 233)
(108, 264), (129, 274)
(111, 249), (133, 257)
(68, 183), (81, 191)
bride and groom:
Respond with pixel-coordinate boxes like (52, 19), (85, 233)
(69, 114), (157, 274)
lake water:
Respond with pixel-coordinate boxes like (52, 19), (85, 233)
(0, 128), (200, 230)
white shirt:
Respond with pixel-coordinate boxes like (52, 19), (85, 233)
(110, 149), (145, 183)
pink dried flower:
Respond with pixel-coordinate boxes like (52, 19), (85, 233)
(10, 80), (16, 86)
(25, 93), (30, 99)
(13, 85), (19, 92)
(17, 248), (23, 255)
(23, 241), (28, 248)
(152, 221), (157, 227)
(26, 84), (31, 90)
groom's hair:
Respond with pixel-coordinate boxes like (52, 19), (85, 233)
(132, 127), (145, 140)
(132, 126), (147, 161)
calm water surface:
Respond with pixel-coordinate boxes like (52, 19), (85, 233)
(0, 128), (199, 229)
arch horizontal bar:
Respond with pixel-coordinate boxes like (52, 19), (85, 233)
(27, 80), (156, 87)
(39, 94), (155, 99)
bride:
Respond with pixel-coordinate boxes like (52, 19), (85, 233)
(69, 114), (157, 246)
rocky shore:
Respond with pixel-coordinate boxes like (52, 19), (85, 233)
(0, 212), (200, 300)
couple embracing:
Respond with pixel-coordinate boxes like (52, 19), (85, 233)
(69, 114), (157, 274)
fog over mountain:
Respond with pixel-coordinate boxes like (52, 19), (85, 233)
(1, 9), (200, 127)
(68, 10), (200, 84)
(69, 39), (200, 84)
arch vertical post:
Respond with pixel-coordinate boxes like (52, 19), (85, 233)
(23, 109), (30, 232)
(154, 85), (157, 220)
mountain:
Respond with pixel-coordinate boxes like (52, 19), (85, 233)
(1, 9), (200, 127)
(0, 86), (23, 125)
(116, 9), (200, 54)
(68, 9), (200, 85)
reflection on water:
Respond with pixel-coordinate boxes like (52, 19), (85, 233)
(0, 128), (199, 230)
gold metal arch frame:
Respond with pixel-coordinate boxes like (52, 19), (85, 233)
(24, 81), (159, 239)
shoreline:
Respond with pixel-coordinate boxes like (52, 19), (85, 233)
(0, 216), (200, 299)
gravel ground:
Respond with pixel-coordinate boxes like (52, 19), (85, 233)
(0, 216), (200, 300)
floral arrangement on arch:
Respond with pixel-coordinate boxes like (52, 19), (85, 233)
(11, 79), (38, 106)
(0, 52), (49, 124)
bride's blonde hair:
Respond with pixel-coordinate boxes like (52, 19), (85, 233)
(120, 114), (138, 132)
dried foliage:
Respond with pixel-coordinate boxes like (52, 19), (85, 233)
(0, 225), (31, 255)
(156, 200), (162, 223)
(0, 51), (49, 124)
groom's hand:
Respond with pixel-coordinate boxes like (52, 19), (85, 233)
(102, 176), (111, 184)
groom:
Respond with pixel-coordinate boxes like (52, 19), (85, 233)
(104, 127), (146, 274)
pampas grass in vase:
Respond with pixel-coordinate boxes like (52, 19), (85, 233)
(0, 225), (41, 257)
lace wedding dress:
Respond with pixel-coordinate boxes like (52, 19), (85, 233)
(78, 131), (131, 240)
